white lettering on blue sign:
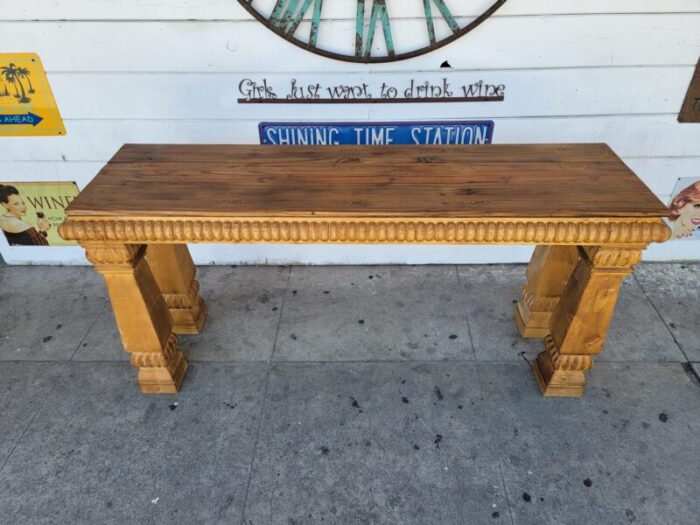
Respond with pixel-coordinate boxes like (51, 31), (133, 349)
(259, 121), (494, 146)
(266, 126), (342, 145)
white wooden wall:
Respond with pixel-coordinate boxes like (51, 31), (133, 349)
(2, 0), (699, 264)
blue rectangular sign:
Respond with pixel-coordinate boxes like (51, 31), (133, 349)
(259, 120), (494, 146)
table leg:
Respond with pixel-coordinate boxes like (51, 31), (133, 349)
(84, 243), (187, 393)
(515, 246), (579, 338)
(533, 246), (642, 397)
(146, 244), (207, 335)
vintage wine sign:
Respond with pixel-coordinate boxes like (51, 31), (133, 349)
(259, 120), (494, 145)
(0, 53), (65, 136)
(0, 182), (79, 246)
(238, 0), (507, 63)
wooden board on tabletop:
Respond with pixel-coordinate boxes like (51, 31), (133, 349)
(66, 144), (668, 219)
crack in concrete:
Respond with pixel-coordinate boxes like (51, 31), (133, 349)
(239, 265), (292, 525)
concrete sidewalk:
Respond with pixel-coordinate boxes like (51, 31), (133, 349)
(1, 263), (699, 525)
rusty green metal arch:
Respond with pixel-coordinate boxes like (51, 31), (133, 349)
(237, 0), (508, 64)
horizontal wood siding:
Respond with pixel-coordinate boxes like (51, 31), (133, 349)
(3, 1), (700, 20)
(1, 0), (698, 264)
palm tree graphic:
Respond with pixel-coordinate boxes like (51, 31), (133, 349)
(0, 63), (31, 103)
(0, 65), (20, 99)
(17, 67), (35, 94)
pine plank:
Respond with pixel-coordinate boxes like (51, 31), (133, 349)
(67, 144), (668, 219)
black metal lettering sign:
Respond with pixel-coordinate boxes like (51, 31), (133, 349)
(237, 0), (507, 63)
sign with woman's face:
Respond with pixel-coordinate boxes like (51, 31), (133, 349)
(0, 181), (79, 247)
(668, 178), (700, 241)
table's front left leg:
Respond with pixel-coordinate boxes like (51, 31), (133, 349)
(534, 246), (642, 397)
(146, 244), (207, 335)
(84, 243), (187, 393)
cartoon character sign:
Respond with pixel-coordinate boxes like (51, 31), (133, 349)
(668, 178), (700, 240)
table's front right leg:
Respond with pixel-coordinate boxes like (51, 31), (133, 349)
(533, 246), (641, 397)
(83, 243), (187, 394)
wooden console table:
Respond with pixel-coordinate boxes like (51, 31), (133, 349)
(59, 144), (670, 397)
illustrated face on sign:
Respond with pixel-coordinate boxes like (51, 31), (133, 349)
(1, 188), (27, 218)
(238, 0), (507, 63)
(669, 181), (700, 239)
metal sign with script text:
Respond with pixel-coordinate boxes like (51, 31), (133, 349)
(0, 53), (65, 137)
(259, 121), (494, 146)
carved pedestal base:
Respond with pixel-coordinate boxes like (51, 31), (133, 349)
(163, 281), (208, 335)
(534, 336), (592, 397)
(85, 243), (188, 394)
(532, 246), (641, 397)
(131, 335), (188, 393)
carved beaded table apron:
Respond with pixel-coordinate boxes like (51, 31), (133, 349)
(59, 144), (670, 397)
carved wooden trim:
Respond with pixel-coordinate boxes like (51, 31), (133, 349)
(130, 334), (181, 370)
(162, 280), (200, 310)
(130, 334), (188, 394)
(83, 243), (145, 267)
(534, 336), (590, 397)
(61, 217), (670, 245)
(581, 246), (643, 270)
(543, 335), (593, 372)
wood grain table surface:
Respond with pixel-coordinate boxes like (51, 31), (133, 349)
(66, 143), (668, 219)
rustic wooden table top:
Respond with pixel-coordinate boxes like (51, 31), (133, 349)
(66, 143), (667, 219)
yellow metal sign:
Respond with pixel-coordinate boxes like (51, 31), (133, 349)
(0, 182), (79, 246)
(0, 53), (66, 136)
